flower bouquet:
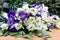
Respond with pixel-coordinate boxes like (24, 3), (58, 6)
(0, 2), (60, 40)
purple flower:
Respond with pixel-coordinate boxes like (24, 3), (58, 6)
(47, 12), (50, 17)
(32, 4), (37, 8)
(32, 4), (43, 12)
(7, 15), (15, 26)
(36, 5), (43, 12)
(9, 27), (18, 32)
(8, 10), (16, 18)
(7, 16), (19, 32)
(18, 11), (28, 20)
(7, 10), (20, 31)
(7, 10), (16, 26)
(36, 5), (41, 9)
(49, 23), (54, 29)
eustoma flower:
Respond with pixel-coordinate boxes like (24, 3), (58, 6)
(32, 4), (37, 8)
(51, 15), (59, 20)
(35, 17), (42, 25)
(24, 16), (48, 31)
(26, 24), (36, 31)
(17, 8), (28, 20)
(30, 8), (38, 16)
(1, 12), (8, 19)
(48, 23), (55, 29)
(10, 23), (23, 31)
(32, 4), (50, 17)
(22, 3), (30, 13)
(7, 10), (16, 26)
(18, 11), (28, 20)
(8, 10), (16, 17)
(0, 23), (8, 30)
(7, 16), (15, 26)
(32, 4), (42, 16)
(55, 19), (60, 28)
(51, 15), (60, 28)
(7, 10), (22, 31)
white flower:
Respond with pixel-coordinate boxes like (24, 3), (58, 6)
(22, 4), (30, 13)
(41, 12), (48, 21)
(27, 17), (35, 24)
(35, 23), (48, 30)
(56, 25), (60, 28)
(10, 23), (22, 30)
(43, 6), (48, 12)
(39, 23), (48, 30)
(44, 17), (53, 23)
(22, 4), (29, 10)
(2, 12), (8, 19)
(26, 24), (36, 31)
(35, 17), (41, 24)
(54, 18), (60, 28)
(24, 18), (28, 26)
(51, 15), (59, 20)
(42, 4), (48, 12)
(24, 17), (35, 26)
(50, 15), (59, 24)
(0, 24), (8, 30)
(25, 8), (30, 13)
(30, 8), (38, 16)
(15, 13), (20, 20)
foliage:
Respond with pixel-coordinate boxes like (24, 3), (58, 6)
(24, 0), (60, 16)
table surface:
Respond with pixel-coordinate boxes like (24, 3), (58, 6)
(0, 28), (60, 40)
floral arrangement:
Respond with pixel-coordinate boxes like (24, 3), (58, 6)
(0, 2), (60, 40)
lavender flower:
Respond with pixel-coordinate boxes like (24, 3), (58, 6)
(47, 12), (50, 17)
(18, 11), (28, 20)
(7, 10), (19, 31)
(7, 10), (16, 25)
(32, 4), (50, 17)
(7, 15), (15, 26)
(49, 23), (54, 29)
(35, 5), (43, 12)
(32, 4), (36, 7)
(8, 10), (16, 18)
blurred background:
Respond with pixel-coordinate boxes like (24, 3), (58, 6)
(0, 0), (60, 16)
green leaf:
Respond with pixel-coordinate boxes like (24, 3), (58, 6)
(9, 32), (19, 36)
(0, 29), (3, 36)
(18, 31), (25, 37)
(27, 32), (32, 40)
(0, 22), (4, 26)
(2, 30), (9, 36)
(33, 30), (41, 36)
(22, 32), (32, 40)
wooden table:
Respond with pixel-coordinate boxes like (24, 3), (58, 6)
(0, 28), (60, 40)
